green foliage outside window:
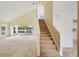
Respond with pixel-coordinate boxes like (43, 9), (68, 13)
(18, 26), (33, 33)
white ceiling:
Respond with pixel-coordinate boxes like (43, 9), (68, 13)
(0, 1), (36, 22)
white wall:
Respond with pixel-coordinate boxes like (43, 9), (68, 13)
(53, 1), (77, 56)
(53, 1), (77, 48)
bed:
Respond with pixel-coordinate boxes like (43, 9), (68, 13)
(0, 35), (37, 57)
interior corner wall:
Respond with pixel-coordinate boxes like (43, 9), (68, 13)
(53, 1), (77, 47)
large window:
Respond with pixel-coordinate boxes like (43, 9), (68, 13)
(18, 26), (33, 34)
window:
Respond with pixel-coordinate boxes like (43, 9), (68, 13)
(1, 26), (6, 35)
(18, 26), (33, 34)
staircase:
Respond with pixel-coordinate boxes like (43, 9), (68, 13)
(39, 20), (59, 57)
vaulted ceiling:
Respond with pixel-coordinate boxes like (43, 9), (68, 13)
(0, 1), (36, 22)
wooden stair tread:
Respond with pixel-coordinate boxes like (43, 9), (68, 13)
(39, 20), (59, 57)
(40, 44), (55, 47)
(40, 40), (52, 42)
(40, 46), (56, 50)
(40, 34), (51, 37)
(40, 36), (52, 39)
(41, 32), (50, 34)
(40, 49), (58, 52)
(40, 41), (53, 44)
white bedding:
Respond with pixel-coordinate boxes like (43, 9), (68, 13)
(0, 35), (37, 57)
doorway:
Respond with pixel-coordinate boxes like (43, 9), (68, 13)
(37, 3), (44, 20)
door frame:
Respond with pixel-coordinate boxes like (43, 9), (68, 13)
(77, 1), (79, 57)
